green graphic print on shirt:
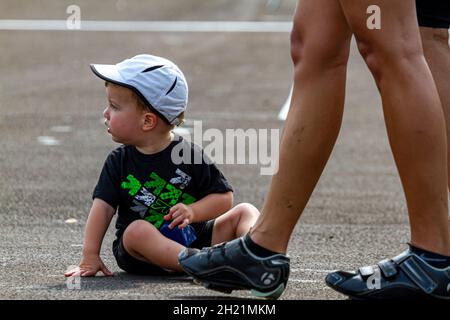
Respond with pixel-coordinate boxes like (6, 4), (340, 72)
(120, 169), (196, 229)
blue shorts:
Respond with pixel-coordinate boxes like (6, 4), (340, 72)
(113, 220), (215, 275)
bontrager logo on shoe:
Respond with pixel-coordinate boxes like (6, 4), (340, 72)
(366, 268), (381, 290)
(261, 272), (275, 285)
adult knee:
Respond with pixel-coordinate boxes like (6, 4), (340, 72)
(290, 25), (350, 72)
(356, 36), (423, 86)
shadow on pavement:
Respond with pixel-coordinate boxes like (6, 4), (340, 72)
(50, 272), (193, 292)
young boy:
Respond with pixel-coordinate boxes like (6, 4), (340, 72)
(65, 54), (259, 276)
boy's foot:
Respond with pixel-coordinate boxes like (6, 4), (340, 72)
(178, 237), (290, 299)
(325, 249), (450, 299)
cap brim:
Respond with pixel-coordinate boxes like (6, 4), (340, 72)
(90, 63), (173, 125)
(90, 64), (127, 85)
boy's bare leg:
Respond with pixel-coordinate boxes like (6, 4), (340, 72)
(211, 203), (259, 245)
(339, 0), (449, 255)
(123, 220), (185, 272)
(420, 27), (450, 192)
(249, 0), (352, 253)
(122, 204), (260, 271)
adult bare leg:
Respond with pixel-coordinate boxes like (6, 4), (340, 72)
(339, 0), (449, 255)
(420, 27), (450, 197)
(178, 0), (353, 299)
(250, 0), (352, 253)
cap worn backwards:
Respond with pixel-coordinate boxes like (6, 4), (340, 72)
(90, 54), (188, 125)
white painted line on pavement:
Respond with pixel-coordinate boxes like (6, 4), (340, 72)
(172, 127), (192, 136)
(297, 268), (335, 273)
(290, 279), (322, 283)
(448, 27), (450, 47)
(166, 286), (203, 290)
(278, 84), (292, 121)
(0, 20), (292, 32)
(37, 136), (60, 146)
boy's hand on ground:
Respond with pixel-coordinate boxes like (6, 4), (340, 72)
(64, 254), (113, 277)
(165, 203), (194, 229)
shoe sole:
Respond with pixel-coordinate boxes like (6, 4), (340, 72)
(193, 277), (285, 299)
(325, 277), (442, 300)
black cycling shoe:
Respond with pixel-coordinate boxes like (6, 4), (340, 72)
(178, 237), (290, 299)
(325, 249), (450, 299)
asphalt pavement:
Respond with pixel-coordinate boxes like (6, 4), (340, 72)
(0, 0), (412, 300)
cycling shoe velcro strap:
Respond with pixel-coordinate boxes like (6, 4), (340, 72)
(358, 265), (375, 277)
(399, 256), (437, 294)
(377, 259), (397, 278)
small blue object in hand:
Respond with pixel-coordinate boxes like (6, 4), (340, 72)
(160, 222), (197, 247)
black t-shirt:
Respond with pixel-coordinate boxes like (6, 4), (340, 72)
(93, 136), (233, 243)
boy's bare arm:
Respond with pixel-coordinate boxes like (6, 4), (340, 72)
(82, 198), (116, 256)
(190, 192), (233, 222)
(65, 198), (115, 277)
(166, 192), (233, 229)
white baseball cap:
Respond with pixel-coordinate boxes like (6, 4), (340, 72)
(90, 54), (188, 125)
